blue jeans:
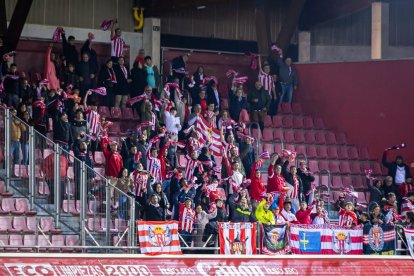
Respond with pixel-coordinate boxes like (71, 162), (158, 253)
(118, 195), (128, 220)
(21, 143), (29, 165)
(11, 141), (21, 165)
(279, 83), (293, 104)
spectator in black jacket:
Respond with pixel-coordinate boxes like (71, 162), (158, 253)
(19, 78), (33, 105)
(247, 81), (270, 132)
(73, 139), (94, 200)
(382, 151), (412, 187)
(367, 178), (384, 205)
(4, 63), (20, 108)
(239, 138), (255, 178)
(282, 159), (303, 211)
(98, 59), (116, 107)
(53, 112), (73, 153)
(77, 53), (96, 97)
(113, 56), (131, 108)
(206, 80), (221, 111)
(231, 198), (256, 223)
(229, 86), (248, 122)
(297, 160), (315, 204)
(193, 66), (204, 87)
(382, 176), (398, 200)
(141, 193), (168, 221)
(81, 35), (98, 74)
(61, 32), (78, 67)
(62, 63), (80, 90)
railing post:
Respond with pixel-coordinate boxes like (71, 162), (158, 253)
(105, 180), (111, 248)
(28, 126), (35, 209)
(129, 195), (136, 252)
(54, 143), (61, 228)
(4, 108), (11, 191)
(80, 162), (87, 247)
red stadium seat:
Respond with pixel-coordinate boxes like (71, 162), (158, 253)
(329, 161), (341, 174)
(325, 132), (337, 145)
(26, 217), (37, 233)
(350, 162), (362, 174)
(303, 116), (314, 129)
(15, 198), (37, 215)
(337, 147), (349, 159)
(274, 143), (283, 154)
(21, 235), (36, 252)
(336, 132), (348, 145)
(264, 115), (273, 127)
(261, 129), (273, 142)
(306, 145), (317, 159)
(292, 117), (304, 129)
(352, 176), (365, 189)
(372, 162), (383, 175)
(314, 131), (326, 145)
(308, 160), (319, 173)
(251, 128), (260, 140)
(339, 161), (352, 174)
(304, 131), (316, 144)
(280, 103), (292, 114)
(0, 181), (13, 197)
(283, 130), (295, 144)
(273, 129), (284, 140)
(7, 234), (23, 251)
(87, 218), (101, 232)
(314, 117), (325, 129)
(292, 103), (303, 114)
(295, 145), (306, 156)
(98, 106), (111, 118)
(359, 147), (370, 160)
(263, 143), (274, 154)
(94, 151), (105, 165)
(111, 107), (122, 119)
(282, 116), (293, 128)
(49, 235), (65, 252)
(342, 176), (353, 188)
(122, 108), (134, 120)
(327, 147), (338, 159)
(332, 176), (343, 189)
(10, 217), (28, 233)
(318, 160), (329, 172)
(272, 116), (283, 128)
(2, 198), (23, 215)
(348, 147), (359, 160)
(0, 235), (9, 249)
(294, 130), (305, 144)
(316, 146), (328, 159)
(40, 217), (61, 234)
(0, 217), (12, 232)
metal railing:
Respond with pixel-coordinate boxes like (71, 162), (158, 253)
(0, 106), (136, 252)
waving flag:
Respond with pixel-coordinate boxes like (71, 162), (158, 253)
(127, 94), (148, 106)
(52, 27), (64, 42)
(259, 151), (270, 160)
(100, 19), (113, 31)
(137, 221), (182, 255)
(90, 87), (107, 96)
(196, 115), (223, 156)
(404, 228), (414, 259)
(219, 222), (257, 255)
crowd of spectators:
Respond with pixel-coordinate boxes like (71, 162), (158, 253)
(1, 21), (414, 249)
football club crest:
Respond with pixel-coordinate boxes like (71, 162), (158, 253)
(227, 231), (248, 255)
(332, 231), (351, 254)
(148, 225), (172, 248)
(368, 225), (385, 252)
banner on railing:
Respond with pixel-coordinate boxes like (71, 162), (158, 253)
(137, 220), (182, 255)
(404, 228), (414, 259)
(290, 224), (363, 255)
(218, 222), (257, 255)
(363, 224), (396, 255)
(261, 224), (289, 255)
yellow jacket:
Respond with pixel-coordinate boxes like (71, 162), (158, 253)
(255, 199), (275, 225)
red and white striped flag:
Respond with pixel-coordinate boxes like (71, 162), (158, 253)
(234, 76), (248, 84)
(2, 51), (16, 62)
(226, 69), (238, 78)
(100, 19), (113, 31)
(90, 87), (107, 96)
(218, 222), (257, 255)
(259, 151), (271, 160)
(195, 115), (223, 156)
(290, 224), (363, 255)
(127, 94), (148, 106)
(137, 221), (182, 255)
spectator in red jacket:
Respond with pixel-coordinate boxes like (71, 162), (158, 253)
(267, 154), (287, 193)
(295, 201), (315, 224)
(249, 159), (266, 209)
(101, 138), (123, 200)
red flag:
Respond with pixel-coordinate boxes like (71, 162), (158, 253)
(90, 87), (107, 96)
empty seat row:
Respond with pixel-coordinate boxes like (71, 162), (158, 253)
(0, 234), (79, 252)
(97, 106), (138, 121)
(264, 115), (326, 130)
(0, 198), (36, 216)
(307, 160), (382, 176)
(0, 216), (60, 233)
(261, 129), (348, 146)
(62, 200), (106, 216)
(87, 218), (127, 233)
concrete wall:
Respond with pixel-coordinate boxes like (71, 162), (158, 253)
(18, 23), (143, 67)
(310, 45), (414, 62)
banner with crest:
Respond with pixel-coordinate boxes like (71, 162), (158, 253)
(290, 224), (363, 255)
(363, 224), (396, 255)
(261, 225), (289, 255)
(219, 222), (257, 255)
(137, 221), (182, 255)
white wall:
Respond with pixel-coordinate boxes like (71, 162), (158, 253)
(19, 23), (143, 66)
